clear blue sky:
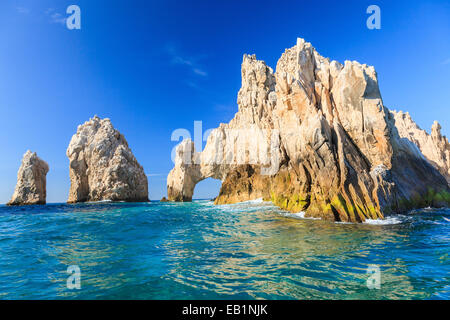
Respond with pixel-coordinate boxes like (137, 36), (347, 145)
(0, 0), (449, 203)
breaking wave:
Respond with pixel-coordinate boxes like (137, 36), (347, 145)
(363, 216), (405, 225)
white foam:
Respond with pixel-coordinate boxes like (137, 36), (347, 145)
(85, 199), (113, 204)
(283, 211), (321, 220)
(237, 198), (265, 204)
(215, 198), (269, 209)
(363, 216), (403, 225)
(292, 211), (306, 218)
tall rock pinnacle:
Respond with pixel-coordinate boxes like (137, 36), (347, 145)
(8, 150), (49, 206)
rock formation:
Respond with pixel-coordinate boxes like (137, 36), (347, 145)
(167, 38), (450, 222)
(67, 116), (148, 203)
(392, 111), (450, 183)
(7, 151), (49, 205)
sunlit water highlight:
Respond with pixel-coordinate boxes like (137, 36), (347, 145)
(0, 200), (448, 299)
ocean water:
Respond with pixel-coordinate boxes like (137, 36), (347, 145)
(0, 200), (449, 300)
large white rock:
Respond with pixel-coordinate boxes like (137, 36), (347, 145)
(67, 116), (148, 203)
(8, 151), (49, 206)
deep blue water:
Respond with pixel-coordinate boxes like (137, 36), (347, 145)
(0, 200), (448, 300)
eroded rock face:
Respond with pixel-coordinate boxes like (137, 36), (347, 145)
(391, 111), (450, 183)
(167, 38), (450, 222)
(67, 116), (148, 203)
(8, 151), (49, 206)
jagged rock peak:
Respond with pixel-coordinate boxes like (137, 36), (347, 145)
(167, 37), (450, 222)
(67, 116), (149, 203)
(7, 150), (49, 206)
(391, 110), (450, 183)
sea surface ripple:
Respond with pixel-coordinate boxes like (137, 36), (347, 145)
(0, 200), (449, 299)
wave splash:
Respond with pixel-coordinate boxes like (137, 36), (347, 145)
(363, 216), (404, 225)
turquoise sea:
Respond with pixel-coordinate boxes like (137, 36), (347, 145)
(0, 200), (449, 300)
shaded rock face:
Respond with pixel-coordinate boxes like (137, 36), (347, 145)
(392, 111), (450, 183)
(8, 151), (49, 206)
(167, 38), (450, 222)
(67, 116), (148, 203)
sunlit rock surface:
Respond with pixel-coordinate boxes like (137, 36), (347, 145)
(8, 151), (49, 206)
(167, 38), (449, 222)
(67, 116), (148, 203)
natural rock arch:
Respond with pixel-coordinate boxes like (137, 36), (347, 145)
(166, 38), (450, 222)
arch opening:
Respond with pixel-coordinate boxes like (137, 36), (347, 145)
(192, 177), (222, 201)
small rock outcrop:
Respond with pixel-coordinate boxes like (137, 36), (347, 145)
(167, 38), (450, 222)
(7, 151), (49, 206)
(67, 116), (148, 203)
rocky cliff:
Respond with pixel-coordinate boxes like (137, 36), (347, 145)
(167, 38), (450, 222)
(67, 116), (148, 203)
(8, 151), (49, 205)
(392, 111), (450, 183)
